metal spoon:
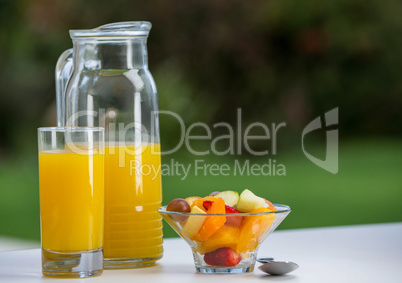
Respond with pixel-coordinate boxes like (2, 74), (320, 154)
(257, 257), (275, 263)
(257, 257), (299, 275)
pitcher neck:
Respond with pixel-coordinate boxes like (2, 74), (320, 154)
(72, 38), (149, 70)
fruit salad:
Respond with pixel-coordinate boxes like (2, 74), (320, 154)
(165, 189), (277, 267)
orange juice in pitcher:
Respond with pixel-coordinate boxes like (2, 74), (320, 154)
(103, 144), (163, 265)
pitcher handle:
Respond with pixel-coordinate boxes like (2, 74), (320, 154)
(55, 49), (73, 127)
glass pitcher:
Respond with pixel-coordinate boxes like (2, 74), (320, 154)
(56, 22), (163, 269)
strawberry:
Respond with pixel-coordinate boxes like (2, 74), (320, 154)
(203, 200), (243, 226)
(204, 247), (241, 266)
(203, 200), (214, 210)
(224, 206), (243, 226)
(224, 205), (239, 213)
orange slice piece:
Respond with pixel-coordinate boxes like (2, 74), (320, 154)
(237, 207), (275, 253)
(190, 196), (218, 212)
(193, 197), (226, 242)
(196, 224), (240, 254)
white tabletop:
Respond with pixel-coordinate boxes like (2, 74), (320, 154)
(0, 223), (401, 283)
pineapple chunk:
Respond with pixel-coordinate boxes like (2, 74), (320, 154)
(181, 206), (207, 239)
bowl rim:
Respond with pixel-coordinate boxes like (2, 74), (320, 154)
(158, 203), (291, 216)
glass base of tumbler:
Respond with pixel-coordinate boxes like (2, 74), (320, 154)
(103, 255), (162, 269)
(41, 248), (103, 278)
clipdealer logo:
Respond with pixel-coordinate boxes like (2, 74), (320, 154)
(65, 107), (339, 178)
(301, 108), (339, 174)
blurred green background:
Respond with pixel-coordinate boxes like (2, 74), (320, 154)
(0, 0), (401, 242)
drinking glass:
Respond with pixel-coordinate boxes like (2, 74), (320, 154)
(38, 127), (104, 278)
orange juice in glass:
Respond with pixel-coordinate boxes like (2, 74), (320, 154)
(38, 127), (104, 278)
(103, 143), (163, 268)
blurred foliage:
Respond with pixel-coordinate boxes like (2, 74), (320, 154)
(0, 0), (402, 241)
(0, 0), (402, 157)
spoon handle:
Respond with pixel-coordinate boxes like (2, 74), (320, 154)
(257, 257), (274, 263)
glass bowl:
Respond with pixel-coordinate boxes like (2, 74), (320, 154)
(159, 203), (291, 274)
